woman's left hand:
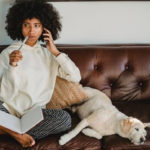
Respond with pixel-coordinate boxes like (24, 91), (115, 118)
(43, 28), (60, 56)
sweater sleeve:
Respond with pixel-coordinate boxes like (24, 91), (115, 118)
(54, 53), (81, 82)
(0, 51), (20, 103)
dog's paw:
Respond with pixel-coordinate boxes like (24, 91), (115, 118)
(59, 134), (71, 145)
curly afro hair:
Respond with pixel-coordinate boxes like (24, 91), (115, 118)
(5, 0), (62, 41)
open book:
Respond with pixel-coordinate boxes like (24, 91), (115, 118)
(0, 107), (44, 134)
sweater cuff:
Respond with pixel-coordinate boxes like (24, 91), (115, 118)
(54, 53), (69, 64)
(8, 65), (20, 72)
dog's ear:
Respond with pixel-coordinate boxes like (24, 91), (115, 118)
(121, 117), (133, 135)
(144, 123), (150, 128)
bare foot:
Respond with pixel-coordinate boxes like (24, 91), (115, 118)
(13, 133), (35, 148)
(0, 126), (35, 147)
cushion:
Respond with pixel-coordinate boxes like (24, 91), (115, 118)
(46, 77), (88, 109)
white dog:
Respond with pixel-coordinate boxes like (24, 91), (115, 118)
(59, 87), (150, 145)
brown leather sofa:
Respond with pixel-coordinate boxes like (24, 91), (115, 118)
(0, 44), (150, 150)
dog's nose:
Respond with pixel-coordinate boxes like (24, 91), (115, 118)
(140, 137), (144, 143)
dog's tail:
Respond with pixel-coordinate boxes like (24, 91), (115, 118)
(59, 119), (89, 145)
(144, 123), (150, 128)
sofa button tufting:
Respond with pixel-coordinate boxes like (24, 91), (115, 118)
(110, 83), (113, 87)
(125, 65), (129, 70)
(139, 82), (143, 87)
(94, 65), (99, 70)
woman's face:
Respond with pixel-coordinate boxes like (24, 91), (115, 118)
(22, 18), (43, 46)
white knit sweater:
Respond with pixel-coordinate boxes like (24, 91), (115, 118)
(0, 42), (81, 117)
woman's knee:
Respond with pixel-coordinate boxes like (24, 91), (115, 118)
(59, 110), (72, 130)
(43, 109), (72, 130)
(27, 109), (72, 139)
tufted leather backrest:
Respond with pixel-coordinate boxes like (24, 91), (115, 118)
(1, 45), (150, 102)
(59, 45), (150, 102)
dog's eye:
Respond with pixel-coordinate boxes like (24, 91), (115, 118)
(135, 128), (139, 131)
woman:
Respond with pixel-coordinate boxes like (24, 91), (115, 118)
(0, 0), (81, 147)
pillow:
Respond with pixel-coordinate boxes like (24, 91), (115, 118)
(46, 77), (88, 109)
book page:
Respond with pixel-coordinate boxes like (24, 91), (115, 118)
(21, 106), (44, 133)
(0, 110), (21, 133)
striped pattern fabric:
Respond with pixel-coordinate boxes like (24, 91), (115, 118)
(46, 77), (88, 109)
(0, 101), (71, 140)
(0, 101), (9, 113)
(27, 109), (71, 140)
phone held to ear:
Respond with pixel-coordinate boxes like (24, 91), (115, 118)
(42, 29), (48, 45)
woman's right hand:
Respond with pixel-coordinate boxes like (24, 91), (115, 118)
(9, 50), (23, 67)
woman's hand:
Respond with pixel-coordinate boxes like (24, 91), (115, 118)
(9, 50), (23, 67)
(43, 28), (60, 56)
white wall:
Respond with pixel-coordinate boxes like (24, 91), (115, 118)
(0, 0), (150, 45)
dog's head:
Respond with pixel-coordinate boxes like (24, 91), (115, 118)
(121, 117), (147, 145)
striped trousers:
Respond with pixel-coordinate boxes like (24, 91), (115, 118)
(0, 101), (71, 140)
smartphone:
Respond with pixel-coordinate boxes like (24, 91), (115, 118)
(41, 29), (46, 42)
